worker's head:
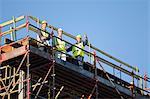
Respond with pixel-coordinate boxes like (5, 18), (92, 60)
(57, 28), (63, 38)
(41, 20), (47, 29)
(76, 35), (82, 43)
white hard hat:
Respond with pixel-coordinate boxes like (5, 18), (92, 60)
(58, 28), (63, 31)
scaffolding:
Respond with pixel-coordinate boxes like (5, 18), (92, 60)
(0, 15), (150, 99)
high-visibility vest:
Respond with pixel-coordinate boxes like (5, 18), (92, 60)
(72, 42), (84, 57)
(37, 29), (49, 46)
(41, 29), (49, 38)
(56, 38), (66, 52)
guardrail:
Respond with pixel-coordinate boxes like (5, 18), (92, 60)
(0, 15), (149, 96)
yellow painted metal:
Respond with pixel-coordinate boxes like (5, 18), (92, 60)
(12, 16), (16, 41)
(10, 27), (13, 41)
(0, 90), (18, 96)
(1, 74), (20, 81)
(0, 16), (25, 27)
(29, 25), (38, 33)
(55, 86), (64, 99)
(1, 23), (26, 36)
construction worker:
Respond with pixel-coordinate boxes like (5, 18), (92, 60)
(67, 34), (88, 67)
(37, 20), (52, 52)
(54, 28), (66, 61)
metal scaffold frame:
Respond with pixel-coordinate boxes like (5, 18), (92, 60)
(0, 38), (55, 99)
(0, 15), (150, 99)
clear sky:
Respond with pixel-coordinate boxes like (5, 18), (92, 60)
(1, 0), (150, 90)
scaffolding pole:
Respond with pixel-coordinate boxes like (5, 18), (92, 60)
(34, 63), (53, 99)
(26, 52), (30, 99)
(88, 52), (98, 99)
(2, 51), (28, 99)
(96, 57), (124, 99)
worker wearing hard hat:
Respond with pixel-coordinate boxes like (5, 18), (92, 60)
(37, 20), (52, 52)
(54, 28), (66, 61)
(67, 34), (88, 67)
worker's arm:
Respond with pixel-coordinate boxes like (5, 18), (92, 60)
(37, 29), (43, 39)
(83, 34), (88, 46)
(66, 45), (73, 52)
(45, 31), (53, 40)
(37, 29), (46, 42)
(52, 36), (58, 47)
(46, 28), (54, 40)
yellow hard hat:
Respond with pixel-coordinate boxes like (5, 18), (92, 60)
(76, 34), (82, 39)
(42, 20), (47, 24)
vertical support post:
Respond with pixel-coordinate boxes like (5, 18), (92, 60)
(5, 66), (7, 83)
(12, 16), (16, 41)
(52, 36), (55, 99)
(52, 59), (55, 99)
(48, 80), (51, 99)
(18, 70), (24, 99)
(25, 16), (29, 35)
(136, 67), (139, 88)
(94, 52), (98, 99)
(26, 39), (30, 99)
(8, 94), (10, 99)
(120, 64), (122, 79)
(113, 68), (115, 76)
(139, 76), (143, 95)
(10, 27), (14, 41)
(131, 71), (135, 99)
(36, 17), (40, 41)
(144, 73), (147, 89)
(9, 66), (12, 83)
(144, 79), (147, 89)
(13, 67), (16, 85)
(26, 52), (30, 99)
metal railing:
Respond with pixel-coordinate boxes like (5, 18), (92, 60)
(0, 15), (150, 97)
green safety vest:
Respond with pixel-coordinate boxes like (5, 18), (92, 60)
(41, 29), (49, 38)
(37, 29), (49, 46)
(56, 38), (66, 52)
(72, 42), (84, 57)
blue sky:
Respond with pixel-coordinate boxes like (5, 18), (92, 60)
(1, 0), (150, 89)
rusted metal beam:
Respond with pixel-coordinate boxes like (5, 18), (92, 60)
(0, 46), (27, 63)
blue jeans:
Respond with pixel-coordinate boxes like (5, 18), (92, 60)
(75, 56), (84, 66)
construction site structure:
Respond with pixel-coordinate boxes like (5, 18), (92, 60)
(0, 15), (150, 99)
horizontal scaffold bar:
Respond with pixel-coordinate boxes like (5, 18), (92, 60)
(28, 15), (138, 72)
